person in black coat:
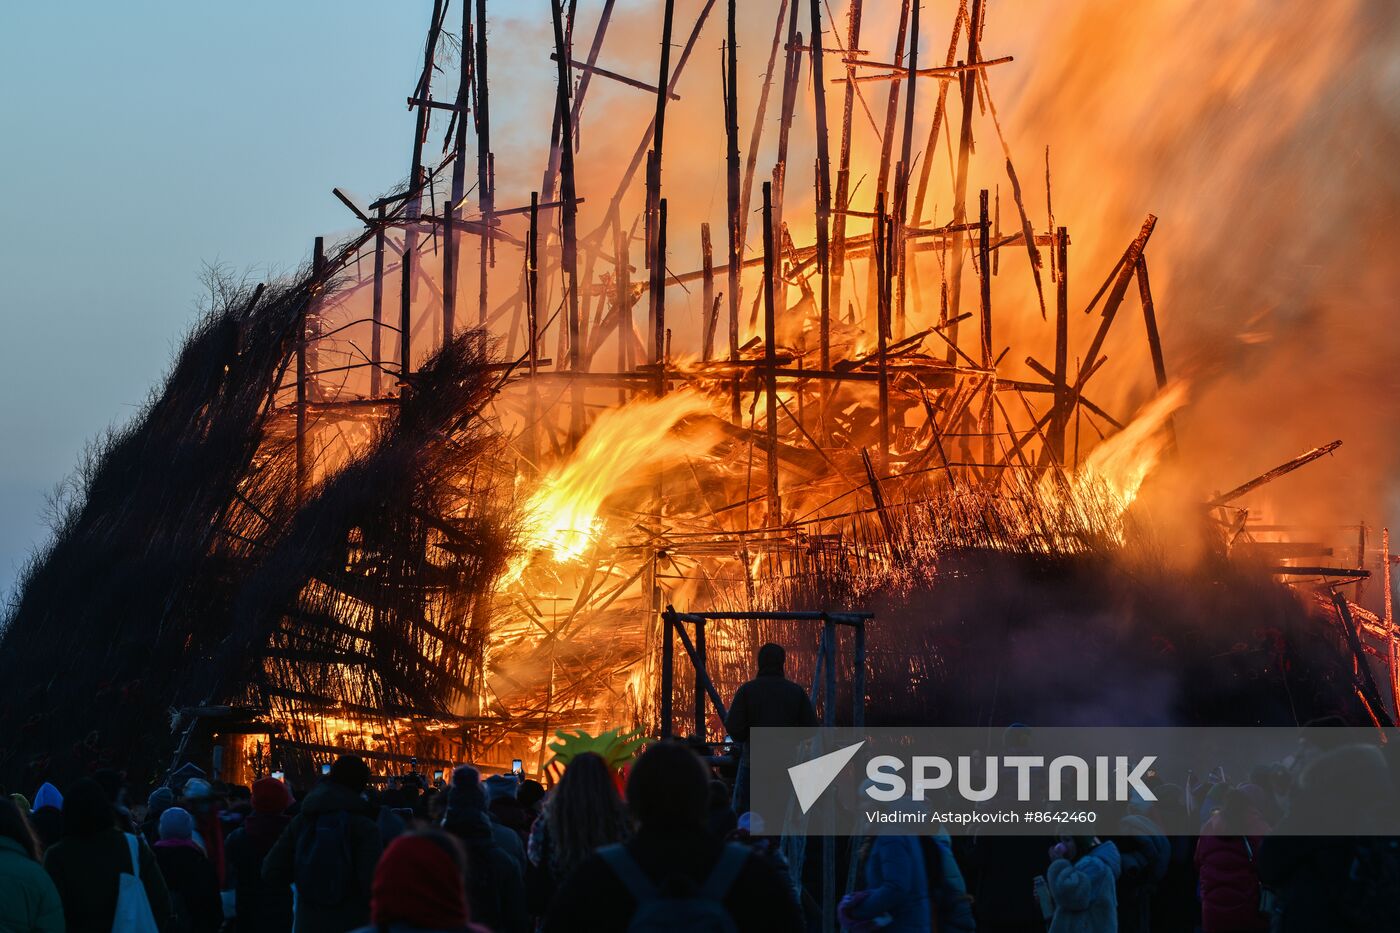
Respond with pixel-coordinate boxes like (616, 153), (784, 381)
(153, 807), (223, 933)
(543, 741), (803, 933)
(262, 756), (383, 933)
(224, 777), (293, 933)
(724, 643), (817, 813)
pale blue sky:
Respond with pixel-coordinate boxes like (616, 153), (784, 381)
(0, 3), (430, 599)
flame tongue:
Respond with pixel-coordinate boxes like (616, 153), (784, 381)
(516, 389), (722, 568)
(1052, 382), (1189, 514)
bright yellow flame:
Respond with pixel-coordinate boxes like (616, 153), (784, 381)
(1059, 381), (1189, 508)
(514, 389), (722, 567)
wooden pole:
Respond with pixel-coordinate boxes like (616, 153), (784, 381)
(738, 0), (789, 261)
(762, 182), (781, 522)
(297, 238), (323, 503)
(724, 2), (742, 422)
(771, 0), (803, 270)
(370, 206), (386, 398)
(1048, 225), (1069, 462)
(525, 193), (539, 468)
(475, 0), (493, 331)
(550, 0), (583, 443)
(660, 611), (674, 739)
(894, 0), (920, 337)
(701, 223), (715, 361)
(875, 195), (891, 469)
(443, 0), (472, 340)
(829, 0), (864, 327)
(865, 0), (911, 328)
(1077, 215), (1157, 385)
(648, 0), (676, 386)
(656, 198), (668, 396)
(613, 211), (632, 405)
(1386, 528), (1398, 712)
(809, 0), (832, 376)
(946, 0), (983, 360)
(694, 619), (707, 740)
(399, 234), (414, 406)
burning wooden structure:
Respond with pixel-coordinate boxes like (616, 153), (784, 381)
(2, 0), (1395, 790)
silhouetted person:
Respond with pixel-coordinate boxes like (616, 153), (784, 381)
(544, 741), (803, 932)
(263, 756), (382, 933)
(724, 643), (817, 813)
(44, 777), (172, 933)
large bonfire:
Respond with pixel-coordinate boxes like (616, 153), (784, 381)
(2, 0), (1395, 789)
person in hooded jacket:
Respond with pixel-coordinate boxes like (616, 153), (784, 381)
(1114, 807), (1169, 933)
(179, 779), (226, 889)
(28, 784), (63, 853)
(724, 643), (817, 814)
(1045, 835), (1121, 933)
(350, 831), (492, 933)
(543, 741), (803, 933)
(143, 787), (176, 847)
(1258, 743), (1394, 933)
(1194, 786), (1271, 933)
(153, 807), (223, 933)
(442, 765), (527, 933)
(224, 776), (294, 933)
(43, 777), (172, 933)
(0, 796), (65, 933)
(840, 834), (932, 932)
(263, 756), (383, 933)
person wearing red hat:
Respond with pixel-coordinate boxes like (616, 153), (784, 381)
(224, 777), (294, 932)
(351, 831), (491, 933)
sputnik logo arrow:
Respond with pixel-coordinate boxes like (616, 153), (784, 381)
(788, 740), (865, 814)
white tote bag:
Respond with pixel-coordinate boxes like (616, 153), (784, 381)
(111, 832), (160, 933)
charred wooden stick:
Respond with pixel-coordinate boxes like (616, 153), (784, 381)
(1209, 441), (1343, 507)
(838, 54), (1013, 79)
(549, 53), (681, 99)
(829, 0), (865, 331)
(1332, 592), (1396, 729)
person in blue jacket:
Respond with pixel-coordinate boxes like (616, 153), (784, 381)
(840, 834), (932, 932)
(1046, 835), (1121, 933)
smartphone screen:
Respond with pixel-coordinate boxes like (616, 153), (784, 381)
(511, 758), (523, 774)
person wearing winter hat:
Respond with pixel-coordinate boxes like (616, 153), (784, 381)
(155, 807), (223, 933)
(43, 777), (172, 933)
(0, 796), (64, 933)
(142, 786), (176, 847)
(441, 766), (527, 933)
(482, 773), (531, 849)
(348, 831), (491, 933)
(28, 783), (64, 853)
(179, 777), (227, 890)
(224, 777), (294, 933)
(263, 755), (382, 933)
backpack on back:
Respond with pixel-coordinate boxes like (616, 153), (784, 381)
(599, 842), (750, 933)
(295, 810), (353, 907)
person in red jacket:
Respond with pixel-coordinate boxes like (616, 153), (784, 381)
(1194, 786), (1272, 933)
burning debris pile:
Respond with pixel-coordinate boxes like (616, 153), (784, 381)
(2, 0), (1395, 788)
